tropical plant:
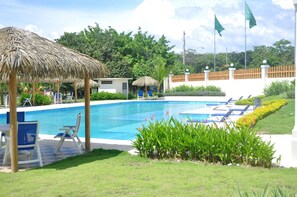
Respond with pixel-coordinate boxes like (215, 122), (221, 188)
(133, 117), (275, 168)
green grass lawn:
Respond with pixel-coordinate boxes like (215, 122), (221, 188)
(0, 149), (297, 196)
(254, 98), (294, 134)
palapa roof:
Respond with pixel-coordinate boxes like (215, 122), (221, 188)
(0, 27), (108, 81)
(132, 76), (159, 87)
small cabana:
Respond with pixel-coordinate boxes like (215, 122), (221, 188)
(0, 27), (108, 172)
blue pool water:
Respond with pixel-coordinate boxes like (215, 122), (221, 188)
(0, 101), (220, 140)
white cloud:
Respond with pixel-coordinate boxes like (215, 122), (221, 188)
(0, 0), (294, 53)
(24, 24), (44, 36)
(272, 0), (294, 9)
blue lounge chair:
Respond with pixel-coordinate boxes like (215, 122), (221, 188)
(147, 90), (157, 100)
(3, 121), (43, 166)
(188, 109), (233, 123)
(1, 112), (26, 149)
(230, 105), (251, 115)
(224, 98), (233, 105)
(137, 90), (144, 100)
(211, 105), (251, 116)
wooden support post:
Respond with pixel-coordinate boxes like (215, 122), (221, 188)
(9, 71), (19, 172)
(84, 76), (90, 152)
(32, 83), (35, 106)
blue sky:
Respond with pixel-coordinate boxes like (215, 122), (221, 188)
(0, 0), (294, 53)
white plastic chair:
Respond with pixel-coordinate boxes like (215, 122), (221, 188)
(4, 95), (9, 108)
(3, 121), (43, 167)
(54, 93), (62, 104)
(54, 113), (84, 153)
(65, 92), (73, 103)
(23, 94), (32, 106)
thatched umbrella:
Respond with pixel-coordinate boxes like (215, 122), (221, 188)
(75, 79), (99, 89)
(0, 27), (108, 172)
(74, 79), (99, 102)
(132, 76), (159, 95)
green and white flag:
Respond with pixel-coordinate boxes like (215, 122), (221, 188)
(215, 15), (224, 37)
(245, 1), (256, 28)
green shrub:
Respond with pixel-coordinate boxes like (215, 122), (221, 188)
(19, 92), (51, 106)
(133, 117), (275, 168)
(286, 90), (295, 99)
(235, 95), (265, 105)
(264, 81), (293, 96)
(162, 91), (225, 97)
(164, 85), (225, 96)
(34, 93), (52, 105)
(236, 99), (288, 127)
(90, 91), (126, 100)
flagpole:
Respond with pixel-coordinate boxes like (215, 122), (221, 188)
(244, 1), (247, 69)
(214, 14), (216, 72)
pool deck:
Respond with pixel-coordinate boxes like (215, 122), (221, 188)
(0, 98), (297, 172)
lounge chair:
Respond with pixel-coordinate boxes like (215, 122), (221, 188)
(23, 94), (32, 106)
(137, 90), (144, 100)
(223, 98), (233, 105)
(254, 97), (262, 109)
(3, 121), (43, 167)
(211, 105), (251, 116)
(230, 96), (243, 103)
(188, 109), (233, 123)
(146, 90), (157, 100)
(1, 112), (26, 149)
(54, 92), (63, 104)
(65, 92), (73, 103)
(54, 113), (84, 153)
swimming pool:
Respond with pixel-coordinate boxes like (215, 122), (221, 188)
(0, 101), (220, 140)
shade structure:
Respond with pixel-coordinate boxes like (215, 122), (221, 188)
(132, 76), (159, 87)
(0, 26), (108, 172)
(75, 79), (99, 89)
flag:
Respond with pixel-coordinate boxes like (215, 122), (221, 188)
(215, 15), (224, 37)
(245, 1), (256, 28)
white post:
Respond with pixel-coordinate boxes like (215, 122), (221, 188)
(204, 68), (210, 86)
(261, 60), (270, 86)
(292, 0), (297, 160)
(229, 63), (236, 80)
(168, 73), (174, 90)
(185, 69), (190, 83)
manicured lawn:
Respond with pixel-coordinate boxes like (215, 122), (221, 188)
(254, 98), (294, 134)
(0, 149), (297, 196)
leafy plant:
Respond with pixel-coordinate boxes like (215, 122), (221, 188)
(235, 95), (265, 105)
(19, 92), (51, 106)
(264, 80), (294, 96)
(133, 117), (275, 168)
(163, 85), (225, 96)
(236, 99), (288, 127)
(34, 93), (52, 105)
(90, 91), (126, 100)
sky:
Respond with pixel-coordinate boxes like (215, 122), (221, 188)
(0, 0), (295, 53)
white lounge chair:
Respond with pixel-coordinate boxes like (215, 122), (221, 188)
(23, 94), (32, 106)
(65, 92), (73, 103)
(54, 113), (84, 153)
(3, 121), (43, 167)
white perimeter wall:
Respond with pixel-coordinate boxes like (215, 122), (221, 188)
(169, 78), (294, 98)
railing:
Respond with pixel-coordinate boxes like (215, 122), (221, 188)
(172, 75), (185, 82)
(209, 70), (229, 80)
(234, 68), (261, 79)
(170, 65), (295, 83)
(268, 65), (295, 78)
(188, 73), (204, 81)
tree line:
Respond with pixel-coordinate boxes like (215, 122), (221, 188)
(56, 24), (294, 79)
